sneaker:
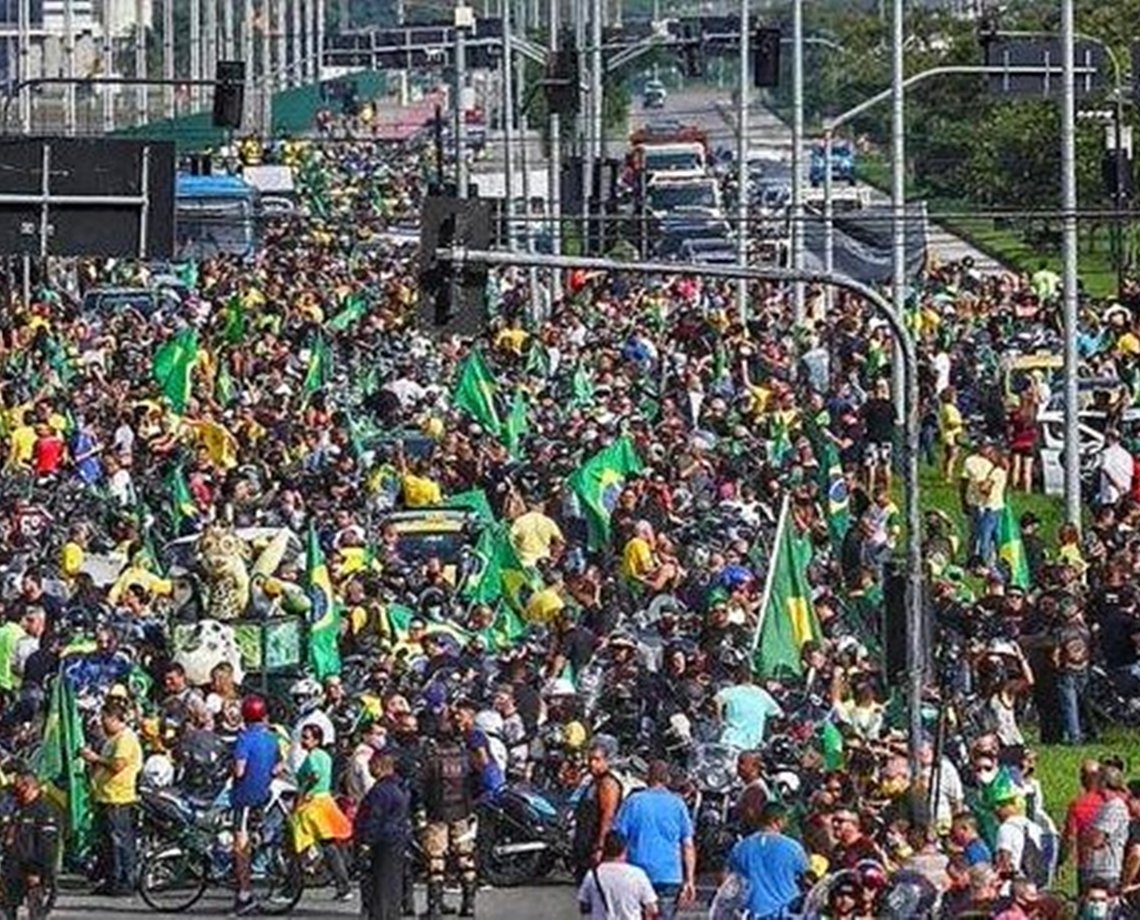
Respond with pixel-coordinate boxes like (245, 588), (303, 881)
(334, 889), (355, 902)
(233, 896), (258, 916)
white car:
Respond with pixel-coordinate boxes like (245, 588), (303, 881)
(1037, 382), (1137, 495)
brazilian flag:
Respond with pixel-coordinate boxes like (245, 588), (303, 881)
(998, 505), (1030, 589)
(305, 524), (341, 679)
(153, 327), (199, 414)
(452, 350), (503, 438)
(567, 436), (643, 551)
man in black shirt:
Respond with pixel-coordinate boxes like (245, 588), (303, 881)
(2, 770), (59, 920)
(860, 378), (897, 493)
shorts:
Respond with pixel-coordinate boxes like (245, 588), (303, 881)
(864, 442), (892, 466)
(231, 806), (262, 838)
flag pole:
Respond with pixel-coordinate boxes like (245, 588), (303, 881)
(751, 493), (791, 658)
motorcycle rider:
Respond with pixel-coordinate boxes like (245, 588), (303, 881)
(419, 713), (477, 918)
(1, 770), (59, 920)
(231, 694), (281, 916)
(288, 676), (335, 771)
(572, 735), (625, 884)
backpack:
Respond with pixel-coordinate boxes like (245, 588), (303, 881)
(1019, 822), (1049, 888)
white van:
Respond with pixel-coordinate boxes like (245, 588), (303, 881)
(638, 142), (708, 180)
(646, 175), (723, 219)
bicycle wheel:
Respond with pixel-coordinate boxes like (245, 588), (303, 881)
(252, 841), (304, 916)
(138, 847), (210, 913)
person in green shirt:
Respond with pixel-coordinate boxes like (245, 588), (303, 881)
(292, 723), (353, 900)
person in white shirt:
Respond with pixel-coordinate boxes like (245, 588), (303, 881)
(994, 795), (1043, 886)
(1098, 429), (1134, 507)
(577, 830), (659, 920)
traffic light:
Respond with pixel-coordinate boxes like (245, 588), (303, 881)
(418, 196), (492, 335)
(544, 39), (580, 117)
(213, 60), (245, 129)
(752, 27), (781, 88)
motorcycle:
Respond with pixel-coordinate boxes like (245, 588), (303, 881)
(686, 742), (740, 875)
(475, 785), (572, 887)
(136, 779), (303, 914)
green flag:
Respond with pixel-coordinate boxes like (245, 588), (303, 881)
(462, 524), (542, 615)
(525, 341), (551, 378)
(435, 488), (495, 524)
(998, 505), (1030, 589)
(567, 436), (644, 551)
(167, 463), (197, 533)
(175, 261), (199, 289)
(753, 505), (821, 679)
(34, 673), (92, 862)
(301, 335), (333, 401)
(152, 327), (198, 414)
(222, 294), (246, 345)
(505, 389), (529, 458)
(452, 350), (502, 436)
(305, 524), (341, 680)
(328, 292), (369, 332)
(570, 363), (595, 408)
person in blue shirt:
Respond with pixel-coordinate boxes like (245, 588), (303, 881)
(726, 802), (808, 920)
(453, 699), (505, 800)
(231, 694), (281, 916)
(714, 665), (784, 750)
(612, 759), (695, 920)
(355, 751), (411, 920)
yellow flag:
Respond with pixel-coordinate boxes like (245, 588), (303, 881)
(192, 419), (239, 470)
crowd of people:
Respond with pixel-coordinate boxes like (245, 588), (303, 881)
(0, 95), (1135, 920)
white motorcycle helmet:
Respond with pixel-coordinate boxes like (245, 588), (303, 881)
(142, 753), (174, 789)
(289, 677), (324, 715)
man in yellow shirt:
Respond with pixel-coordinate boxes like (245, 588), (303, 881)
(959, 442), (1008, 567)
(81, 699), (143, 895)
(621, 520), (658, 586)
(509, 497), (564, 568)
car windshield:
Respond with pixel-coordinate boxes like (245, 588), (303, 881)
(82, 290), (158, 315)
(644, 151), (702, 172)
(395, 529), (469, 565)
(649, 183), (717, 211)
(176, 198), (254, 258)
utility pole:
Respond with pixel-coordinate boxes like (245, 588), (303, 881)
(64, 0), (76, 134)
(135, 0), (147, 124)
(315, 0), (325, 83)
(791, 0), (805, 322)
(164, 0), (175, 119)
(191, 0), (202, 109)
(590, 0), (603, 191)
(275, 0), (287, 89)
(303, 0), (314, 83)
(1061, 0), (1080, 526)
(261, 0), (272, 134)
(290, 0), (302, 86)
(502, 0), (515, 239)
(224, 0), (236, 62)
(101, 9), (114, 131)
(735, 0), (749, 323)
(18, 0), (29, 132)
(889, 0), (904, 420)
(548, 0), (563, 302)
(577, 0), (589, 242)
(454, 4), (470, 198)
(207, 0), (219, 92)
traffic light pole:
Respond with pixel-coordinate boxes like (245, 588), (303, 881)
(441, 244), (924, 765)
(735, 0), (749, 324)
(548, 0), (563, 302)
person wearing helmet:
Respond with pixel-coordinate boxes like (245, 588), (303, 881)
(288, 676), (335, 772)
(230, 694), (281, 916)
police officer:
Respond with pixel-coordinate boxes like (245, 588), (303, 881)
(420, 714), (477, 919)
(2, 770), (59, 920)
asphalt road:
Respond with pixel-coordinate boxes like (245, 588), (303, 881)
(636, 85), (1005, 272)
(50, 881), (716, 918)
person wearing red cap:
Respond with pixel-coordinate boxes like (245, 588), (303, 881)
(231, 695), (281, 916)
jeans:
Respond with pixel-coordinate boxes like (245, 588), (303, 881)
(972, 507), (999, 565)
(653, 883), (681, 920)
(96, 802), (137, 892)
(1058, 669), (1089, 744)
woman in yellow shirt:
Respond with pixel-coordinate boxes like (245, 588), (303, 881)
(938, 386), (964, 482)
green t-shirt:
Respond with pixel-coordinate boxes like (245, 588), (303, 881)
(298, 747), (333, 795)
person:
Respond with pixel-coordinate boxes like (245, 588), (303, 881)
(231, 694), (281, 916)
(572, 736), (625, 884)
(1098, 428), (1134, 508)
(1, 771), (58, 920)
(80, 698), (142, 897)
(861, 377), (896, 492)
(347, 720), (389, 805)
(576, 830), (659, 920)
(960, 441), (1006, 566)
(356, 751), (411, 920)
(950, 812), (993, 867)
(831, 808), (886, 869)
(939, 386), (964, 482)
(420, 717), (477, 918)
(725, 802), (808, 920)
(1083, 766), (1131, 891)
(735, 750), (771, 832)
(993, 792), (1044, 885)
(291, 722), (354, 901)
(1064, 760), (1106, 891)
(714, 664), (783, 750)
(612, 760), (695, 919)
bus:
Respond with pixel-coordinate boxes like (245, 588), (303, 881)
(175, 174), (260, 260)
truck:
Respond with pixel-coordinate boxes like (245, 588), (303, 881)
(175, 174), (260, 260)
(809, 140), (857, 187)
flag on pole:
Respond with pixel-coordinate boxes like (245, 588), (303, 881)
(998, 504), (1030, 590)
(152, 327), (199, 414)
(452, 350), (502, 437)
(305, 524), (341, 680)
(505, 389), (529, 458)
(328, 292), (369, 332)
(167, 463), (197, 533)
(34, 673), (92, 861)
(301, 335), (333, 401)
(567, 436), (644, 551)
(222, 294), (246, 344)
(753, 498), (821, 679)
(216, 357), (236, 407)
